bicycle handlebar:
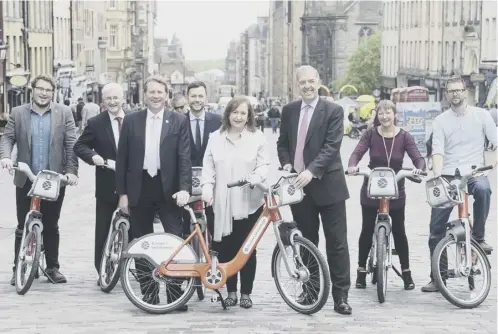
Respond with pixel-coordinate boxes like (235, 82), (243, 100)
(345, 167), (427, 183)
(227, 169), (299, 192)
(12, 162), (68, 184)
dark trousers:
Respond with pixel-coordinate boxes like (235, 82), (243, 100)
(14, 181), (66, 270)
(94, 198), (120, 274)
(290, 197), (351, 302)
(358, 206), (410, 270)
(129, 171), (183, 296)
(217, 206), (262, 295)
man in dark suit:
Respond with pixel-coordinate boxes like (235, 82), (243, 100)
(74, 83), (129, 284)
(115, 75), (191, 309)
(277, 65), (352, 315)
(0, 74), (78, 285)
(184, 81), (221, 235)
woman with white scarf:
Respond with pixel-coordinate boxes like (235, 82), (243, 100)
(201, 96), (270, 309)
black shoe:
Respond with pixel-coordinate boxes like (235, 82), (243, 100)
(402, 270), (415, 290)
(10, 272), (15, 286)
(44, 268), (67, 284)
(478, 241), (493, 254)
(356, 269), (367, 289)
(421, 281), (438, 292)
(334, 297), (352, 315)
(175, 304), (189, 312)
(143, 292), (160, 305)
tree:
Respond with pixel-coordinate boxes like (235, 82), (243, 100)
(339, 32), (381, 95)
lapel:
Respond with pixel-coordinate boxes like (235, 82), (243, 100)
(22, 105), (32, 148)
(137, 110), (147, 155)
(291, 104), (300, 150)
(160, 109), (172, 145)
(201, 112), (212, 152)
(186, 111), (196, 151)
(49, 104), (60, 146)
(305, 99), (324, 146)
(103, 112), (117, 153)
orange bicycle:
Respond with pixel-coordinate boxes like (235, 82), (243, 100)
(120, 171), (331, 314)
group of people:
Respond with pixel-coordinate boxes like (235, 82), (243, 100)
(0, 66), (495, 316)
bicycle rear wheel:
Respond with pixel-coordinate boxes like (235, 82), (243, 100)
(15, 225), (42, 295)
(376, 227), (388, 303)
(271, 236), (330, 315)
(100, 224), (129, 293)
(432, 236), (491, 309)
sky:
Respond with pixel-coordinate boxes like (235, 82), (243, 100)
(156, 0), (270, 61)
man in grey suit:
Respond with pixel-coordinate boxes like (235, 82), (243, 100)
(0, 74), (78, 285)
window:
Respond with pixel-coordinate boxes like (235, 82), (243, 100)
(109, 25), (117, 48)
(109, 0), (116, 8)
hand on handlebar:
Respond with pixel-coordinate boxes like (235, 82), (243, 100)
(1, 158), (13, 170)
(347, 166), (359, 175)
(66, 173), (78, 186)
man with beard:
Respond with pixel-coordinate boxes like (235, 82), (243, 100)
(0, 74), (78, 285)
(73, 83), (130, 285)
(184, 81), (221, 235)
(115, 75), (191, 308)
(422, 75), (497, 292)
(277, 65), (352, 315)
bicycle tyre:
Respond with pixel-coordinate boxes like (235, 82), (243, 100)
(120, 256), (196, 314)
(348, 128), (360, 139)
(271, 236), (331, 315)
(432, 236), (491, 309)
(16, 225), (42, 295)
(376, 227), (388, 303)
(100, 225), (129, 293)
(368, 237), (377, 284)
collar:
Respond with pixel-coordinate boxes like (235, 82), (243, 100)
(30, 101), (53, 114)
(223, 127), (248, 140)
(300, 96), (319, 111)
(450, 105), (468, 117)
(147, 108), (164, 120)
(108, 109), (125, 121)
(189, 111), (205, 121)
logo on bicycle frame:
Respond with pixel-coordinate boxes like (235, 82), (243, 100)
(242, 217), (268, 254)
(141, 241), (150, 250)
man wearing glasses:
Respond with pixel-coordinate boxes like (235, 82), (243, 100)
(172, 95), (188, 113)
(0, 74), (79, 285)
(423, 75), (497, 292)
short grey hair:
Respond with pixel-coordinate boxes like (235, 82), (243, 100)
(296, 65), (320, 81)
(102, 82), (124, 98)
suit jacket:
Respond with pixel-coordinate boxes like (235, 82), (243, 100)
(115, 109), (192, 206)
(0, 103), (78, 188)
(277, 98), (349, 205)
(74, 110), (129, 203)
(186, 111), (222, 166)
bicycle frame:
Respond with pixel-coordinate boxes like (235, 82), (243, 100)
(158, 194), (299, 290)
(375, 199), (394, 272)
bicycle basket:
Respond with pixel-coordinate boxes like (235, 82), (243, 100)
(27, 170), (61, 201)
(425, 177), (461, 209)
(272, 176), (304, 207)
(191, 167), (202, 196)
(367, 167), (399, 199)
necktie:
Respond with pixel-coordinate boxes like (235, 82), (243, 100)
(115, 117), (123, 132)
(293, 105), (311, 173)
(195, 118), (202, 152)
(147, 115), (160, 177)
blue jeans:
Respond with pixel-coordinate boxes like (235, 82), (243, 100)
(270, 118), (279, 133)
(428, 176), (492, 278)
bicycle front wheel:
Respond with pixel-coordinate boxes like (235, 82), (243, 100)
(100, 224), (129, 293)
(432, 236), (491, 309)
(376, 227), (388, 303)
(15, 225), (42, 295)
(271, 236), (331, 315)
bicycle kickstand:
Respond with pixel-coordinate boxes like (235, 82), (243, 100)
(392, 265), (403, 278)
(211, 289), (227, 310)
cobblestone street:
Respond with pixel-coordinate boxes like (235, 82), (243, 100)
(0, 132), (496, 334)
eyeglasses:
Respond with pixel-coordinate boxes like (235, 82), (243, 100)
(104, 97), (121, 102)
(174, 106), (185, 110)
(447, 89), (465, 94)
(34, 87), (54, 93)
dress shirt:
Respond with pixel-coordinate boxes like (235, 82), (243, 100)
(189, 111), (205, 146)
(297, 97), (319, 139)
(108, 109), (125, 147)
(143, 108), (164, 171)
